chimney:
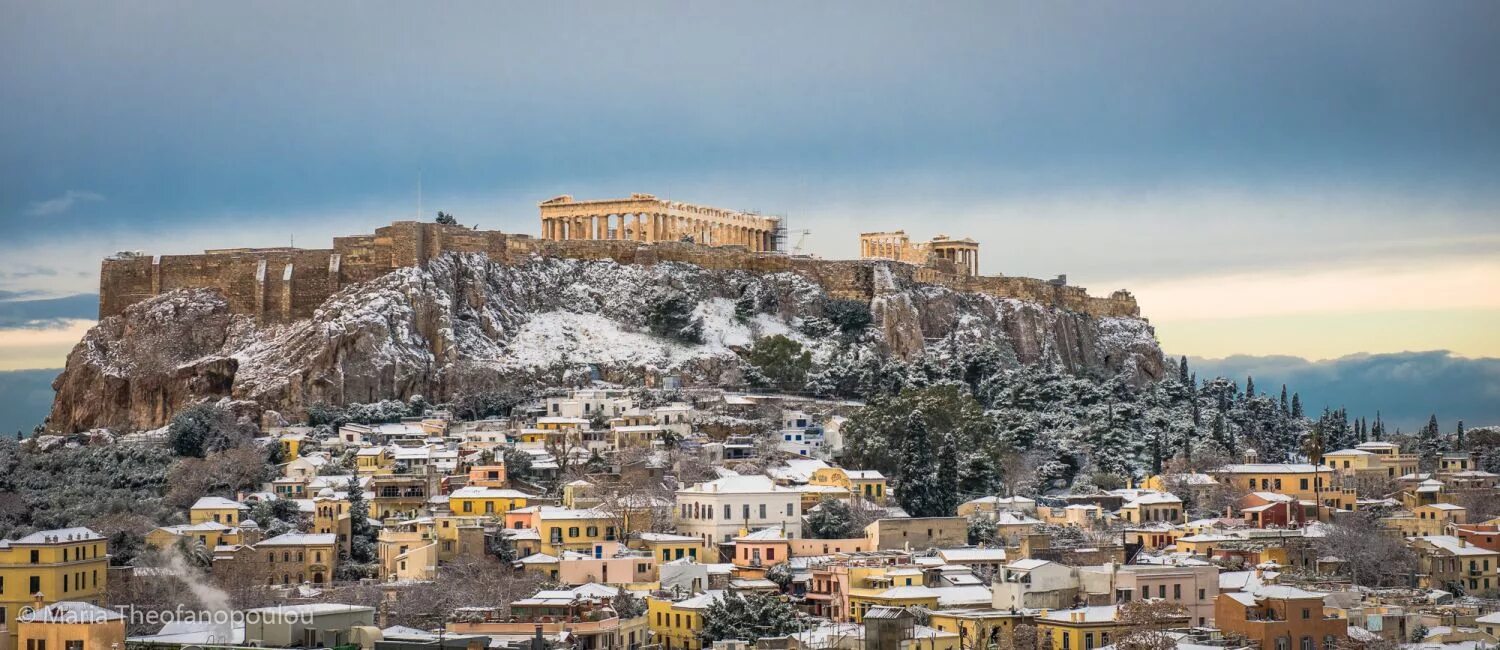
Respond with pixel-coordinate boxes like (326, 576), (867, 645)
(33, 591), (45, 612)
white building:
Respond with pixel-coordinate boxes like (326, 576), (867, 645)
(675, 475), (802, 547)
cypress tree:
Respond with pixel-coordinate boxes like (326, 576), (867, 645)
(1291, 393), (1303, 419)
(1456, 420), (1466, 450)
(1279, 385), (1289, 415)
(898, 409), (941, 517)
(936, 434), (961, 516)
(1178, 356), (1190, 384)
(1245, 377), (1256, 399)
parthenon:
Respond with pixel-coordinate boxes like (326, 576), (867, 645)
(538, 193), (781, 252)
(860, 231), (980, 276)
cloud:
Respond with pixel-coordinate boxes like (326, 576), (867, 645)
(0, 293), (99, 329)
(25, 190), (103, 217)
(1186, 351), (1500, 431)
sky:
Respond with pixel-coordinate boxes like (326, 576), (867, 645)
(1, 2), (1498, 427)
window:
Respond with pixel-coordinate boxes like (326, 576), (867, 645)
(30, 550), (39, 563)
(724, 504), (732, 519)
(463, 501), (473, 512)
(1300, 479), (1309, 490)
(1275, 637), (1290, 650)
(760, 504), (767, 519)
(587, 526), (599, 537)
(1173, 584), (1181, 600)
(1302, 608), (1310, 620)
(569, 527), (581, 538)
(1158, 585), (1166, 598)
(787, 503), (794, 516)
(1085, 633), (1095, 650)
(1198, 589), (1205, 600)
(743, 504), (751, 520)
(30, 575), (42, 594)
(1300, 637), (1313, 650)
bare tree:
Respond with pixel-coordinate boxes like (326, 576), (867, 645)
(1115, 600), (1188, 650)
(311, 556), (545, 628)
(1317, 510), (1416, 588)
(999, 449), (1047, 497)
(1007, 623), (1041, 650)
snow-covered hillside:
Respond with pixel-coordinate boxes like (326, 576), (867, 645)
(48, 253), (1164, 432)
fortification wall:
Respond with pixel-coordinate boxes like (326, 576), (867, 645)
(99, 221), (1139, 322)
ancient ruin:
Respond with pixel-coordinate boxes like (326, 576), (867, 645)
(539, 193), (781, 252)
(97, 194), (1139, 324)
(860, 231), (980, 276)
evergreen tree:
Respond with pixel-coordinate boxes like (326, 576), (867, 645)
(1245, 377), (1256, 399)
(1455, 420), (1465, 450)
(896, 409), (942, 517)
(1177, 357), (1190, 384)
(936, 434), (961, 516)
(958, 453), (999, 496)
(699, 592), (801, 644)
(345, 475), (376, 563)
(1291, 393), (1303, 419)
(1416, 414), (1443, 471)
(1279, 385), (1289, 415)
(1372, 411), (1384, 441)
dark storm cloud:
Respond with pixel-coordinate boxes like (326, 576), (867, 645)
(1, 0), (1498, 245)
(1187, 351), (1500, 432)
(0, 293), (99, 329)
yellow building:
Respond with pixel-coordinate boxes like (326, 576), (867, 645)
(279, 433), (306, 459)
(648, 591), (723, 650)
(355, 446), (393, 474)
(848, 586), (939, 622)
(145, 521), (244, 551)
(448, 487), (532, 518)
(16, 601), (125, 650)
(537, 509), (618, 556)
(311, 488), (354, 557)
(0, 528), (109, 650)
(189, 496), (249, 526)
(810, 467), (888, 503)
(1036, 605), (1186, 650)
(1117, 493), (1184, 525)
(928, 608), (1032, 650)
(1322, 442), (1419, 479)
(1383, 504), (1467, 538)
(1210, 463), (1334, 502)
(377, 516), (488, 581)
(635, 533), (705, 564)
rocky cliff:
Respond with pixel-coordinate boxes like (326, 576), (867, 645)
(49, 253), (1164, 432)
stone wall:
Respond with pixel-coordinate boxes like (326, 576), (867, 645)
(99, 221), (1139, 322)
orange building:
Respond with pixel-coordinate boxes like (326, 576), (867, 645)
(1216, 586), (1346, 650)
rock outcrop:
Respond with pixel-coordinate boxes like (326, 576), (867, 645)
(49, 253), (1164, 432)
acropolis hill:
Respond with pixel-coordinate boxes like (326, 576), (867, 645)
(98, 193), (1139, 323)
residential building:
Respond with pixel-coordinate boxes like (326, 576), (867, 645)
(993, 559), (1078, 610)
(1210, 464), (1334, 502)
(16, 601), (125, 650)
(864, 517), (966, 551)
(1215, 586), (1346, 650)
(675, 475), (801, 548)
(448, 486), (532, 518)
(0, 528), (109, 650)
(189, 496), (249, 526)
